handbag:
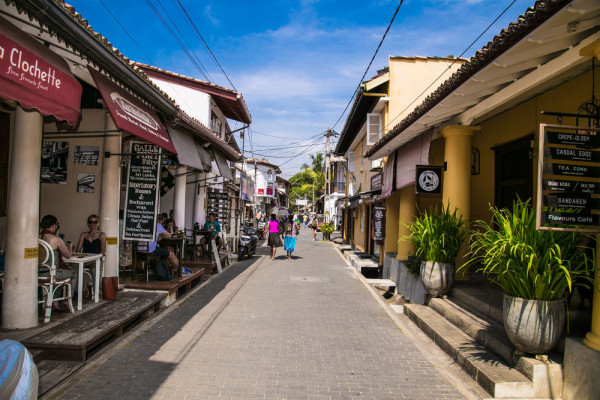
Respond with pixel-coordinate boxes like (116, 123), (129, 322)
(102, 276), (118, 300)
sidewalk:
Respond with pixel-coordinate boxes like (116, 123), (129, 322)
(49, 230), (484, 400)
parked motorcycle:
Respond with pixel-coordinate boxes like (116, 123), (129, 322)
(256, 221), (267, 239)
(238, 226), (258, 261)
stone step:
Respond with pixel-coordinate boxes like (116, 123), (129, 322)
(451, 280), (504, 324)
(365, 278), (396, 287)
(404, 303), (534, 398)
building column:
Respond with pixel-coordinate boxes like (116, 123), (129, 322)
(580, 40), (600, 352)
(384, 192), (400, 255)
(173, 166), (186, 229)
(396, 186), (416, 260)
(99, 114), (121, 278)
(194, 172), (206, 226)
(441, 125), (480, 280)
(2, 107), (42, 329)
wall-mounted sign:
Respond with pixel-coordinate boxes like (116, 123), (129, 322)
(372, 206), (386, 243)
(416, 165), (443, 194)
(123, 142), (161, 241)
(208, 192), (229, 200)
(537, 124), (600, 233)
(371, 173), (382, 191)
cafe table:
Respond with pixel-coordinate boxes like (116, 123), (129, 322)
(63, 253), (103, 311)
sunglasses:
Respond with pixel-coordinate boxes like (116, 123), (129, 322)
(88, 220), (99, 224)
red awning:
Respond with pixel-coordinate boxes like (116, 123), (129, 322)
(0, 16), (81, 126)
(395, 131), (432, 191)
(88, 67), (177, 154)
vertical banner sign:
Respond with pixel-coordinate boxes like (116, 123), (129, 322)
(537, 124), (600, 233)
(372, 206), (386, 243)
(123, 142), (162, 240)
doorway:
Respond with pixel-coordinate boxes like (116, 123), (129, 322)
(493, 136), (534, 210)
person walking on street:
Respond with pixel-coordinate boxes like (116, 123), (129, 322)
(310, 217), (318, 241)
(283, 215), (300, 259)
(268, 214), (283, 260)
(303, 214), (308, 228)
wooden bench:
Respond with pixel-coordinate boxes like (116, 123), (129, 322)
(22, 291), (166, 362)
(124, 267), (207, 300)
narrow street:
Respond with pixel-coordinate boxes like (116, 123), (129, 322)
(50, 231), (483, 400)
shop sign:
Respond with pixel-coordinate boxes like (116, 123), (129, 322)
(537, 124), (600, 233)
(415, 165), (443, 194)
(208, 192), (228, 200)
(123, 142), (161, 240)
(372, 206), (385, 242)
(239, 172), (253, 201)
(0, 16), (82, 126)
(371, 173), (382, 190)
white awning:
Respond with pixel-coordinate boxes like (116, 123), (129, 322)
(213, 149), (233, 181)
(168, 126), (211, 171)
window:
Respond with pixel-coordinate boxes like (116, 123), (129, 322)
(347, 151), (354, 173)
(366, 113), (382, 145)
(211, 113), (222, 136)
(362, 139), (366, 164)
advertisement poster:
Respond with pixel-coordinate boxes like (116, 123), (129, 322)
(41, 141), (69, 184)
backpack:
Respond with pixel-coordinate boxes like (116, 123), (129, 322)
(155, 260), (172, 281)
(284, 222), (292, 232)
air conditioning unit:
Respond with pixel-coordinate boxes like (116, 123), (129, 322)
(370, 158), (383, 171)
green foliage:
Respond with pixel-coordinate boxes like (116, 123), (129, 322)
(403, 203), (467, 264)
(405, 254), (422, 276)
(462, 199), (594, 301)
(320, 222), (334, 235)
(289, 153), (325, 207)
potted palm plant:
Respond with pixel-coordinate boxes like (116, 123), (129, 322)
(320, 222), (334, 241)
(405, 204), (467, 297)
(462, 199), (594, 354)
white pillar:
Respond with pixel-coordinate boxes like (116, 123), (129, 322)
(99, 114), (121, 278)
(194, 172), (206, 225)
(2, 107), (42, 329)
(173, 166), (186, 229)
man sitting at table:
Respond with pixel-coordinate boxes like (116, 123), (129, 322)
(139, 214), (179, 276)
(199, 213), (222, 256)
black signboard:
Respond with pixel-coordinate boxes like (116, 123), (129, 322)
(372, 206), (385, 242)
(541, 211), (599, 227)
(543, 162), (600, 178)
(545, 130), (599, 147)
(208, 191), (228, 200)
(371, 173), (382, 191)
(123, 142), (161, 240)
(537, 124), (600, 233)
(544, 147), (600, 163)
(543, 179), (600, 194)
(543, 194), (599, 211)
(416, 165), (443, 194)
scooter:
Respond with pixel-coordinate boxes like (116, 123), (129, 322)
(256, 221), (267, 239)
(238, 226), (258, 261)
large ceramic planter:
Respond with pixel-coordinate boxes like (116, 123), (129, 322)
(503, 294), (566, 354)
(420, 261), (454, 297)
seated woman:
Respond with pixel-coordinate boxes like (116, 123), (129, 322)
(39, 215), (77, 306)
(76, 214), (107, 255)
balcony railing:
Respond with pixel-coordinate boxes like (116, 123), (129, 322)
(330, 181), (346, 193)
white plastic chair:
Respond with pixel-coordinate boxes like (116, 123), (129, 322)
(38, 239), (74, 323)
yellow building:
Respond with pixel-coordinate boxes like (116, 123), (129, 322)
(366, 1), (600, 398)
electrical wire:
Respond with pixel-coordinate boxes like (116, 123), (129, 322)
(175, 0), (237, 90)
(330, 0), (404, 131)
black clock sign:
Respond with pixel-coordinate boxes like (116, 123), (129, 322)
(416, 165), (443, 194)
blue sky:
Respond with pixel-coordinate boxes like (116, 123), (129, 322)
(66, 0), (535, 177)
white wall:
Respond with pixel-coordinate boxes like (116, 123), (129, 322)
(148, 77), (211, 126)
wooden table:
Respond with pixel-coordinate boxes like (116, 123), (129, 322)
(63, 253), (103, 311)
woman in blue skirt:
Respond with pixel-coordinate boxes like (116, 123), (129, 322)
(283, 215), (300, 260)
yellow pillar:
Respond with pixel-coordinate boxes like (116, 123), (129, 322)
(397, 186), (416, 260)
(384, 192), (400, 255)
(441, 125), (480, 280)
(581, 41), (600, 352)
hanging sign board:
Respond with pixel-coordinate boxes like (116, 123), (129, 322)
(208, 192), (228, 200)
(372, 206), (386, 242)
(536, 124), (600, 233)
(123, 142), (162, 240)
(415, 165), (443, 194)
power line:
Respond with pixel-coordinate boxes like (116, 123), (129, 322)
(175, 0), (237, 90)
(330, 0), (404, 131)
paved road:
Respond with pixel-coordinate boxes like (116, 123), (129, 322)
(52, 229), (472, 400)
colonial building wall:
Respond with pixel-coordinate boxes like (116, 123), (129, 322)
(40, 109), (106, 243)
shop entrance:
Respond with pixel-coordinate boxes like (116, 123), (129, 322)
(494, 136), (533, 210)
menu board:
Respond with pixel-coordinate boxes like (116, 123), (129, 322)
(372, 206), (386, 243)
(537, 124), (600, 232)
(123, 142), (162, 240)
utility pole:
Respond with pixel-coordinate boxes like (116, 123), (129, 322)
(324, 128), (338, 222)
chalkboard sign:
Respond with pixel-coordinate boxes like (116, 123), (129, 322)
(123, 142), (162, 240)
(537, 124), (600, 233)
(372, 206), (386, 242)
